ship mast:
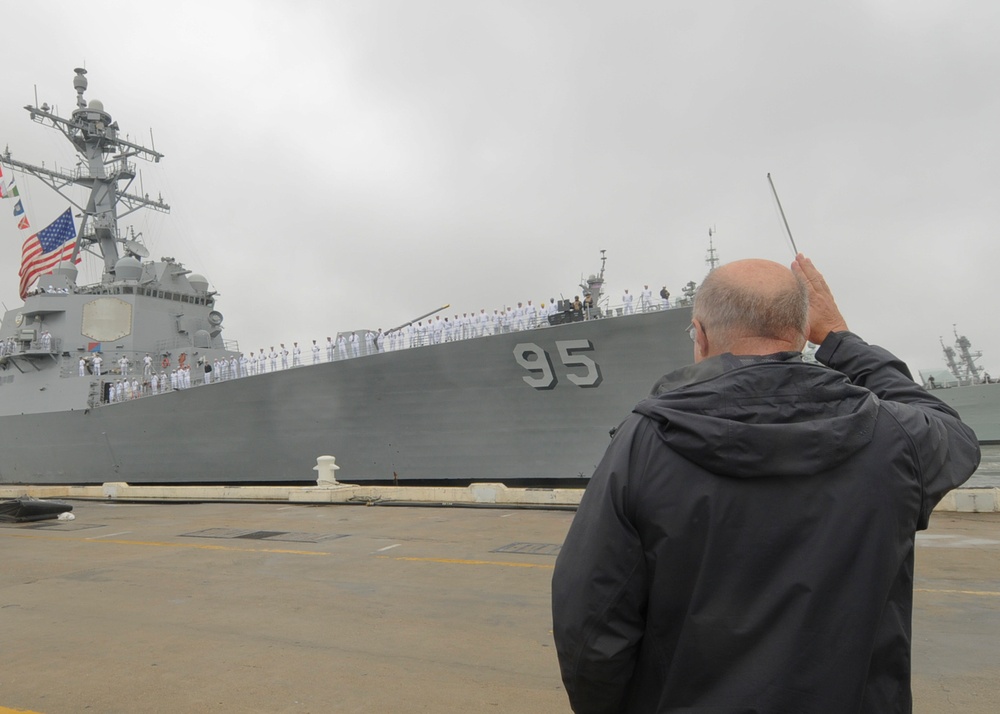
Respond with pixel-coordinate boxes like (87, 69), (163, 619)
(1, 68), (169, 282)
(580, 249), (607, 312)
(706, 226), (719, 272)
(940, 336), (962, 380)
(953, 326), (983, 384)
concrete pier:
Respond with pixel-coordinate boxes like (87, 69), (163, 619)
(1, 502), (998, 713)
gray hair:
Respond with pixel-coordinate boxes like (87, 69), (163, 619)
(693, 267), (808, 348)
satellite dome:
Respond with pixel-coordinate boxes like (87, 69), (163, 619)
(88, 99), (105, 112)
(188, 273), (209, 293)
(54, 262), (79, 281)
(114, 256), (142, 281)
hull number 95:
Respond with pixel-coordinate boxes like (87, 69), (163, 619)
(513, 340), (603, 390)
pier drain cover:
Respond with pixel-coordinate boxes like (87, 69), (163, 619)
(492, 542), (562, 556)
(181, 527), (347, 544)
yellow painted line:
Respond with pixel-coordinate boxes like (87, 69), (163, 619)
(1, 706), (46, 713)
(916, 588), (1000, 598)
(0, 531), (326, 556)
(378, 555), (554, 569)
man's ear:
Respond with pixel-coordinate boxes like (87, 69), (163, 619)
(693, 319), (710, 363)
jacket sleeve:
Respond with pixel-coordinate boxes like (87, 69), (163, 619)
(815, 331), (981, 526)
(552, 416), (649, 713)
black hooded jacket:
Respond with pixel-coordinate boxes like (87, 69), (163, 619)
(552, 331), (980, 713)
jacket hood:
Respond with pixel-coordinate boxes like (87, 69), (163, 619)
(633, 352), (879, 478)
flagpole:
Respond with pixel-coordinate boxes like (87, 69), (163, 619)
(70, 213), (89, 263)
(767, 173), (799, 256)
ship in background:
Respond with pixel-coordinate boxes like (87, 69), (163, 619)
(0, 68), (698, 486)
(920, 329), (1000, 443)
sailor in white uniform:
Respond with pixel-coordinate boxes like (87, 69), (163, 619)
(269, 347), (278, 372)
(326, 337), (335, 362)
(292, 342), (302, 367)
(119, 355), (130, 375)
(151, 372), (159, 394)
(79, 357), (87, 377)
(336, 334), (348, 359)
(639, 284), (653, 312)
(280, 344), (289, 370)
(349, 332), (360, 358)
(526, 300), (538, 329)
(312, 340), (321, 364)
(92, 355), (102, 375)
(623, 288), (635, 315)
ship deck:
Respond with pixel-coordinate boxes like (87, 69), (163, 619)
(1, 500), (998, 713)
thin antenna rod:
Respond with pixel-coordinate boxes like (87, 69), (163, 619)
(767, 173), (799, 256)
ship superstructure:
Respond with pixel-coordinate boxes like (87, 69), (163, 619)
(0, 68), (701, 485)
(1, 68), (238, 414)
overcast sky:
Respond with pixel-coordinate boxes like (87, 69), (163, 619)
(1, 0), (997, 375)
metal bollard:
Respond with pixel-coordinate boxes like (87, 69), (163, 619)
(313, 455), (341, 486)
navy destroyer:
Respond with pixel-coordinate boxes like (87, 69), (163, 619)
(0, 68), (697, 485)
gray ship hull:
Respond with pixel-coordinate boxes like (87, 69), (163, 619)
(0, 308), (694, 485)
(934, 383), (1000, 443)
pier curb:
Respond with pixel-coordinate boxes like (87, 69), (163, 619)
(0, 481), (583, 509)
(1, 484), (998, 512)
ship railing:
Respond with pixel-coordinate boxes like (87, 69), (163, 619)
(53, 161), (138, 183)
(0, 337), (62, 360)
(77, 295), (693, 402)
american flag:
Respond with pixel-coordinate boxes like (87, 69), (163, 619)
(19, 208), (80, 299)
